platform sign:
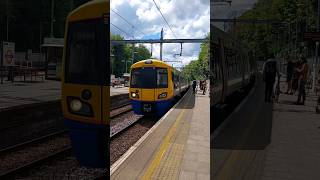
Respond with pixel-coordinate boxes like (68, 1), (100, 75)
(2, 42), (15, 66)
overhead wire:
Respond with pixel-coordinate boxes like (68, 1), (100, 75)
(151, 0), (177, 38)
(111, 22), (134, 38)
(111, 8), (147, 37)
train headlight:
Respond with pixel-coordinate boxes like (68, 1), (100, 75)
(131, 92), (139, 98)
(70, 99), (82, 111)
(67, 97), (93, 117)
(158, 92), (167, 99)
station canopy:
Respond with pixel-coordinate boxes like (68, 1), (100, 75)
(41, 38), (64, 48)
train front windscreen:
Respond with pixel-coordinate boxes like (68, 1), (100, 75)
(130, 67), (168, 89)
(65, 19), (107, 85)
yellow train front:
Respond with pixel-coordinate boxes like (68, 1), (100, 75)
(129, 59), (189, 116)
(61, 0), (109, 168)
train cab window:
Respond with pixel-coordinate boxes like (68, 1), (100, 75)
(131, 67), (156, 88)
(65, 19), (105, 85)
(130, 67), (168, 88)
(157, 68), (168, 88)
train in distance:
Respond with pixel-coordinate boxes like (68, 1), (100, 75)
(129, 59), (189, 117)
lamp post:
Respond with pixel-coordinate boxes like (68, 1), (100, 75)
(313, 0), (320, 92)
(50, 0), (55, 38)
(110, 54), (115, 75)
(6, 0), (9, 41)
(121, 59), (125, 75)
(131, 51), (138, 67)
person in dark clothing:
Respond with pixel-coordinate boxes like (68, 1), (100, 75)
(262, 55), (279, 102)
(296, 58), (309, 105)
(286, 58), (294, 94)
(192, 80), (197, 94)
(292, 61), (301, 94)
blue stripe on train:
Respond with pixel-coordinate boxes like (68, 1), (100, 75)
(131, 98), (174, 116)
(64, 119), (108, 168)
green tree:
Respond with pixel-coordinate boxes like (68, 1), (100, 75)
(182, 34), (209, 80)
(0, 0), (90, 52)
(234, 0), (318, 59)
(111, 34), (151, 77)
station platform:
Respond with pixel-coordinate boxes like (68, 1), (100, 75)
(110, 86), (129, 96)
(111, 88), (210, 180)
(212, 78), (320, 180)
(0, 80), (60, 110)
(0, 80), (128, 110)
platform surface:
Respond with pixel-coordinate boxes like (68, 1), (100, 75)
(0, 80), (128, 110)
(111, 88), (210, 180)
(0, 80), (60, 109)
(212, 78), (320, 180)
(110, 86), (129, 96)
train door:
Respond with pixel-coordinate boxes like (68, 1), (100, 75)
(155, 67), (169, 100)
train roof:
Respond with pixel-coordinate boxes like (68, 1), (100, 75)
(211, 25), (249, 54)
(131, 59), (170, 68)
(67, 0), (108, 22)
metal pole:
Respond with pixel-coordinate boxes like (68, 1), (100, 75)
(296, 21), (298, 49)
(160, 28), (163, 60)
(289, 23), (291, 48)
(50, 0), (54, 38)
(125, 58), (127, 74)
(318, 0), (320, 32)
(6, 0), (9, 41)
(131, 43), (135, 71)
(305, 0), (308, 31)
(314, 0), (320, 92)
(1, 42), (3, 84)
(39, 21), (42, 61)
(313, 42), (318, 92)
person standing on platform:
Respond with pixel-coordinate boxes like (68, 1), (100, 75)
(192, 80), (197, 94)
(202, 80), (207, 95)
(285, 57), (294, 94)
(262, 54), (279, 102)
(291, 60), (301, 94)
(295, 57), (309, 105)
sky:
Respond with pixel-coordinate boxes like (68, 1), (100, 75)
(110, 0), (210, 69)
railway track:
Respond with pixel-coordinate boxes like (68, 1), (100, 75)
(0, 131), (71, 179)
(110, 103), (132, 118)
(110, 114), (158, 165)
(0, 130), (67, 155)
(110, 111), (143, 139)
(0, 102), (131, 179)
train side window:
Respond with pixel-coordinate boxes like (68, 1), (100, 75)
(172, 72), (175, 83)
(157, 68), (168, 88)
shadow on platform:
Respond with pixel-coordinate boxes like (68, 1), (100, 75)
(175, 91), (195, 109)
(212, 80), (273, 150)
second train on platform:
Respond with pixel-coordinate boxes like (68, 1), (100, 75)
(129, 59), (189, 116)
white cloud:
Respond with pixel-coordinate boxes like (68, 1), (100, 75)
(111, 0), (210, 67)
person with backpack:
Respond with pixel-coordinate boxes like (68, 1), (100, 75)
(192, 80), (197, 94)
(262, 54), (280, 102)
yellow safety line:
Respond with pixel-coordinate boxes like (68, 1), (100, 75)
(141, 94), (190, 179)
